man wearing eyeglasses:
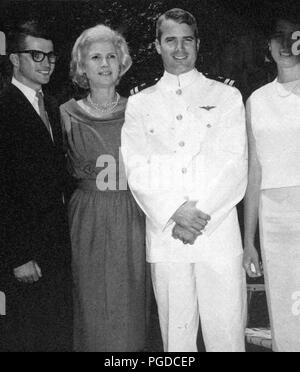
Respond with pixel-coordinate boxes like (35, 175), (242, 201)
(0, 20), (72, 352)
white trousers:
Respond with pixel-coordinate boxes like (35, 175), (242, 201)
(151, 254), (247, 352)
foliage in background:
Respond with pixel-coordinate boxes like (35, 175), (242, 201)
(2, 0), (297, 99)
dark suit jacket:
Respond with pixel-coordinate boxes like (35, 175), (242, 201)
(0, 83), (72, 351)
(0, 83), (71, 277)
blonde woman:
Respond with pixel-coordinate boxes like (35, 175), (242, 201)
(60, 25), (148, 352)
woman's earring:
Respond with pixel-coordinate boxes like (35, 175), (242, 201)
(82, 72), (89, 87)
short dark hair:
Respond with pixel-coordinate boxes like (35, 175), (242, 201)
(7, 20), (53, 55)
(156, 8), (199, 42)
(263, 14), (300, 65)
(266, 9), (300, 41)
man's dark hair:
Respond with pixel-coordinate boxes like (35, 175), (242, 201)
(6, 19), (53, 55)
(156, 8), (199, 42)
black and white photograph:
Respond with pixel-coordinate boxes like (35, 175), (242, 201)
(0, 0), (300, 354)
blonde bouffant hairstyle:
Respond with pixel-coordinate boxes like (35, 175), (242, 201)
(70, 24), (132, 89)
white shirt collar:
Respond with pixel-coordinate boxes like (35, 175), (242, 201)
(274, 77), (300, 98)
(11, 77), (41, 105)
(159, 68), (201, 90)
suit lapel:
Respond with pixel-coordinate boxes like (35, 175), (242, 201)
(9, 84), (58, 147)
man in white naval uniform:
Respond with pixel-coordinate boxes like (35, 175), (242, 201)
(122, 8), (248, 352)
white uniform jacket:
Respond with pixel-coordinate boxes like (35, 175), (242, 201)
(122, 69), (247, 263)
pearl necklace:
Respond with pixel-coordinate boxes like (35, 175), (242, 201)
(87, 92), (120, 112)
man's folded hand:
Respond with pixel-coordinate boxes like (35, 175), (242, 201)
(172, 201), (210, 235)
(14, 260), (42, 284)
(172, 224), (198, 245)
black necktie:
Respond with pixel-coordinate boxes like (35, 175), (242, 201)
(36, 91), (53, 141)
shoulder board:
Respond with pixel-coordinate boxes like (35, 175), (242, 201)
(130, 77), (160, 96)
(203, 72), (236, 87)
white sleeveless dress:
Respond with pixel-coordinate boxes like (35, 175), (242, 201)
(249, 78), (300, 352)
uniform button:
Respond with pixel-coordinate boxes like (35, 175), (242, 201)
(181, 167), (187, 174)
(176, 114), (183, 121)
(176, 89), (182, 95)
(179, 141), (185, 147)
(206, 124), (212, 128)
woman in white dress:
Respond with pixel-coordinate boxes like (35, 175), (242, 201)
(243, 15), (300, 352)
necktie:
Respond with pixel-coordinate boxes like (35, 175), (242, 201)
(36, 91), (53, 141)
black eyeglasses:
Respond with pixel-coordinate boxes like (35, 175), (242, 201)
(15, 50), (57, 63)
